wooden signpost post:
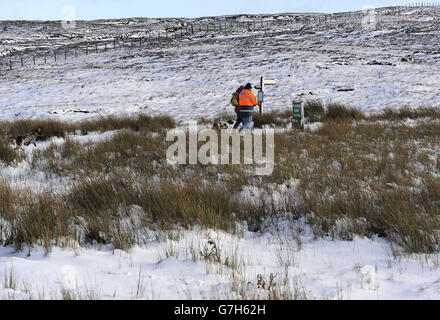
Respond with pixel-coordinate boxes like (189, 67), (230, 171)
(254, 77), (277, 114)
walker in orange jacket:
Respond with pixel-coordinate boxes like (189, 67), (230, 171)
(238, 84), (258, 117)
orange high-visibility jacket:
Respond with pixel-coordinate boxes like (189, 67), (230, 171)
(238, 89), (258, 114)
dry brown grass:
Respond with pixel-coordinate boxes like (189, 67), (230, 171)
(270, 120), (440, 253)
(0, 114), (176, 139)
(0, 137), (23, 165)
(253, 111), (290, 128)
(207, 109), (292, 129)
(325, 103), (365, 122)
(370, 107), (440, 121)
(31, 128), (171, 178)
(2, 110), (440, 254)
(77, 114), (176, 134)
(2, 119), (70, 139)
(304, 99), (325, 122)
(0, 180), (16, 218)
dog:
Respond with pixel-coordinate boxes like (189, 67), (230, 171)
(212, 120), (235, 130)
(10, 128), (44, 150)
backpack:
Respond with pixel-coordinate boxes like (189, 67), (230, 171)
(230, 92), (239, 107)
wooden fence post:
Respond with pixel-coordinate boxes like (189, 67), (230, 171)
(9, 61), (12, 70)
(33, 56), (36, 65)
(65, 51), (67, 60)
(54, 52), (57, 62)
(21, 58), (24, 67)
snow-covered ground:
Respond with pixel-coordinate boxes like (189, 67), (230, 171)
(3, 221), (440, 300)
(1, 7), (440, 123)
(1, 7), (440, 300)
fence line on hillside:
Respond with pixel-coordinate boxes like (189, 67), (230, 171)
(1, 3), (440, 75)
(0, 19), (274, 74)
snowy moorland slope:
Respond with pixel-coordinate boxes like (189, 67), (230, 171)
(1, 6), (440, 122)
(1, 7), (440, 301)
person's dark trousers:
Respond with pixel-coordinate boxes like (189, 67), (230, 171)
(233, 111), (243, 129)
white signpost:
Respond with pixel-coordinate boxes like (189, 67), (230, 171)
(254, 77), (277, 114)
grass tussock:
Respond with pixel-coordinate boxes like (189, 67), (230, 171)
(370, 107), (440, 121)
(253, 111), (288, 128)
(304, 99), (325, 123)
(325, 103), (365, 122)
(77, 114), (176, 135)
(0, 114), (176, 139)
(2, 119), (69, 139)
(2, 174), (271, 252)
(209, 109), (293, 129)
(208, 103), (440, 129)
(0, 180), (16, 216)
(0, 137), (22, 165)
(31, 129), (169, 177)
